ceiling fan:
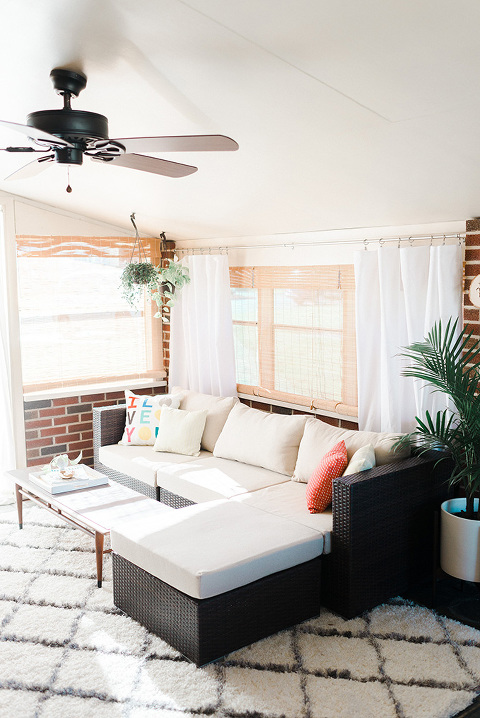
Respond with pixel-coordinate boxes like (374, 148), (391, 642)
(0, 68), (239, 182)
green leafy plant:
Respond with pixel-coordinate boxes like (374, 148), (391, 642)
(120, 261), (158, 307)
(148, 260), (191, 322)
(120, 259), (190, 322)
(396, 318), (480, 520)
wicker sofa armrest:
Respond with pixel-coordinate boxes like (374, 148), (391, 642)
(321, 454), (452, 618)
(93, 404), (126, 459)
(92, 404), (159, 501)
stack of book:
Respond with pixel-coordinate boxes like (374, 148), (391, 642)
(28, 464), (108, 495)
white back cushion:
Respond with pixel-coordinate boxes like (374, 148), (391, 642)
(172, 388), (238, 452)
(292, 418), (409, 482)
(213, 402), (307, 475)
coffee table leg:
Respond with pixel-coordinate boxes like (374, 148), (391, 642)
(95, 532), (104, 588)
(15, 484), (23, 529)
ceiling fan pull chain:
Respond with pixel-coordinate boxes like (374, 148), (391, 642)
(66, 165), (72, 193)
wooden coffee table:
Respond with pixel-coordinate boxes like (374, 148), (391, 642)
(8, 468), (167, 587)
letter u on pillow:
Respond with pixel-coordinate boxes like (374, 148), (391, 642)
(306, 440), (348, 514)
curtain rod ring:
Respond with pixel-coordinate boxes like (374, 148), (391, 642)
(409, 236), (414, 246)
(378, 238), (385, 247)
(364, 239), (368, 251)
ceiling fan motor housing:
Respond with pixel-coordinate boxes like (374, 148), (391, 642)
(26, 109), (109, 165)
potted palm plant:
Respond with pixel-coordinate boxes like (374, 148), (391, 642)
(397, 318), (480, 583)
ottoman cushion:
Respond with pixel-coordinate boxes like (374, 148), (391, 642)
(111, 499), (324, 599)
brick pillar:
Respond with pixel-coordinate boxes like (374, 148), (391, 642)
(161, 239), (176, 378)
(464, 219), (480, 337)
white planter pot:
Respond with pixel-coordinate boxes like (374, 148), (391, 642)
(440, 498), (480, 582)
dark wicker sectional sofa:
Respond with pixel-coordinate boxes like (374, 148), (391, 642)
(94, 403), (451, 663)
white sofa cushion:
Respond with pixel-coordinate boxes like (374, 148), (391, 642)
(153, 455), (289, 504)
(173, 388), (238, 452)
(153, 406), (207, 456)
(213, 403), (307, 475)
(98, 444), (208, 488)
(232, 482), (333, 553)
(292, 418), (409, 482)
(111, 500), (324, 599)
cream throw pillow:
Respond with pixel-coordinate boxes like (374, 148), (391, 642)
(343, 444), (376, 476)
(153, 406), (208, 456)
(213, 402), (307, 475)
(120, 390), (182, 446)
(171, 387), (238, 452)
(292, 418), (409, 483)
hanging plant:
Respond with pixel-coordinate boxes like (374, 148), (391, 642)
(148, 259), (191, 322)
(119, 216), (190, 320)
(120, 212), (157, 308)
(120, 261), (158, 307)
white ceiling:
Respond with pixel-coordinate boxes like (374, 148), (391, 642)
(0, 0), (479, 240)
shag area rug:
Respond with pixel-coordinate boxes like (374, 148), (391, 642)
(1, 505), (480, 718)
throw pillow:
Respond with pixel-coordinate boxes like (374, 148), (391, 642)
(153, 406), (208, 456)
(306, 440), (348, 513)
(171, 387), (238, 452)
(213, 402), (307, 475)
(343, 444), (376, 476)
(120, 390), (182, 446)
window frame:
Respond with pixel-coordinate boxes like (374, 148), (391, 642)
(16, 234), (165, 393)
(230, 265), (357, 416)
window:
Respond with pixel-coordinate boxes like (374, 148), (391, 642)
(230, 266), (357, 414)
(16, 235), (164, 392)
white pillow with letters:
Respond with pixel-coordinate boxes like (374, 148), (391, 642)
(153, 406), (208, 456)
(120, 390), (182, 446)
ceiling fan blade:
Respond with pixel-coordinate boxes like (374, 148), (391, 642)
(0, 120), (74, 148)
(5, 156), (54, 181)
(92, 153), (198, 177)
(103, 135), (239, 154)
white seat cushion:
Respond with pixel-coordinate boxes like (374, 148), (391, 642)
(151, 455), (289, 504)
(232, 482), (333, 553)
(111, 500), (324, 599)
(98, 444), (209, 488)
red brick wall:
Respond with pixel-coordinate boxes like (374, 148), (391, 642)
(464, 219), (480, 336)
(23, 387), (161, 468)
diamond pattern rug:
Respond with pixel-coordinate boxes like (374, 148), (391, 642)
(1, 504), (480, 718)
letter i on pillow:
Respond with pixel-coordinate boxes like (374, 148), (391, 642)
(305, 440), (348, 513)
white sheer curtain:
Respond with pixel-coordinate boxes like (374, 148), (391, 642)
(169, 254), (237, 397)
(354, 244), (463, 433)
(0, 218), (16, 504)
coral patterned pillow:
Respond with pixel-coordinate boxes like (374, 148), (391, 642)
(306, 441), (348, 513)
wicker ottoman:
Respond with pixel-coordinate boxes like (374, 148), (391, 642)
(111, 499), (325, 665)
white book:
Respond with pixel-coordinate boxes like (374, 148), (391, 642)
(28, 464), (108, 494)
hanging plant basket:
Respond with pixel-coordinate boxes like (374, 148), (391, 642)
(119, 215), (190, 318)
